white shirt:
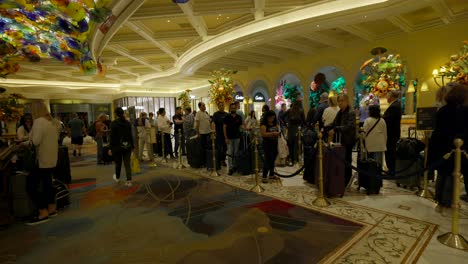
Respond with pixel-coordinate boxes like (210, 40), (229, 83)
(157, 115), (171, 134)
(17, 125), (30, 141)
(322, 106), (339, 127)
(195, 111), (211, 134)
(363, 117), (387, 152)
(31, 117), (60, 168)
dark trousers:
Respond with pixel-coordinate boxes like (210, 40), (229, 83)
(200, 133), (210, 165)
(28, 168), (55, 210)
(344, 143), (354, 186)
(287, 125), (299, 163)
(155, 132), (163, 157)
(216, 137), (227, 163)
(174, 132), (186, 156)
(263, 141), (278, 178)
(113, 148), (132, 181)
(163, 133), (173, 157)
(385, 140), (397, 175)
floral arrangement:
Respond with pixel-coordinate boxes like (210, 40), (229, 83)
(360, 47), (406, 97)
(284, 83), (302, 103)
(330, 77), (346, 95)
(439, 40), (468, 85)
(0, 0), (112, 78)
(309, 73), (330, 107)
(275, 81), (291, 110)
(208, 69), (237, 105)
(0, 93), (25, 121)
(178, 90), (191, 109)
(359, 93), (380, 107)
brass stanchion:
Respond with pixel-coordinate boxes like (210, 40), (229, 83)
(161, 132), (168, 163)
(176, 129), (185, 169)
(437, 138), (468, 250)
(417, 130), (433, 198)
(250, 135), (265, 193)
(210, 131), (219, 177)
(298, 126), (304, 175)
(312, 123), (331, 207)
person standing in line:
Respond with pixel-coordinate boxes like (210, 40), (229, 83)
(109, 107), (134, 187)
(383, 90), (402, 176)
(362, 105), (387, 167)
(95, 113), (108, 165)
(27, 100), (60, 225)
(224, 103), (244, 175)
(428, 83), (468, 210)
(136, 112), (151, 161)
(195, 102), (211, 166)
(211, 102), (228, 166)
(183, 107), (195, 141)
(157, 108), (174, 159)
(68, 113), (85, 157)
(261, 110), (281, 183)
(314, 92), (329, 129)
(234, 101), (245, 122)
(173, 107), (186, 157)
(278, 103), (288, 132)
(286, 100), (305, 166)
(322, 96), (339, 128)
(17, 114), (33, 142)
(148, 112), (157, 158)
(329, 93), (356, 186)
(244, 110), (257, 134)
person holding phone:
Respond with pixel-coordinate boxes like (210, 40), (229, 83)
(261, 110), (281, 183)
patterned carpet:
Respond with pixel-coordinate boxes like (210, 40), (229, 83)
(0, 167), (366, 264)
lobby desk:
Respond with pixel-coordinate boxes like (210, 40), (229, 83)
(0, 145), (15, 226)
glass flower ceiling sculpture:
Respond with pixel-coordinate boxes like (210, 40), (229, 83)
(0, 0), (112, 78)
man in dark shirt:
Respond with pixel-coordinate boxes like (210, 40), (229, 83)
(173, 107), (185, 157)
(224, 103), (244, 175)
(314, 92), (329, 129)
(211, 102), (228, 166)
(278, 103), (288, 129)
(383, 90), (402, 176)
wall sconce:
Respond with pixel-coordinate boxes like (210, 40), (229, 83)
(242, 98), (247, 104)
(407, 81), (416, 93)
(420, 82), (429, 92)
(248, 98), (253, 104)
(432, 66), (456, 88)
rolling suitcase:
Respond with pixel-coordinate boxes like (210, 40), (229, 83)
(11, 172), (35, 219)
(357, 133), (382, 195)
(187, 137), (203, 168)
(53, 179), (70, 210)
(395, 136), (425, 189)
(237, 133), (253, 175)
(54, 146), (72, 184)
(302, 127), (318, 183)
(324, 144), (346, 197)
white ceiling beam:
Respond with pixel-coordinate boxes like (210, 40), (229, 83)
(125, 21), (178, 60)
(177, 2), (208, 39)
(106, 44), (162, 72)
(21, 65), (93, 82)
(231, 51), (280, 64)
(108, 66), (140, 78)
(302, 32), (344, 48)
(428, 0), (454, 24)
(387, 16), (414, 33)
(254, 0), (266, 20)
(269, 40), (315, 54)
(248, 46), (298, 58)
(216, 57), (263, 67)
(130, 6), (184, 20)
(339, 24), (377, 42)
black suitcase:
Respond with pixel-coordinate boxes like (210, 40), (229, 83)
(11, 173), (35, 219)
(323, 144), (346, 197)
(206, 149), (221, 170)
(54, 146), (72, 184)
(236, 133), (253, 175)
(357, 134), (382, 195)
(303, 146), (316, 184)
(187, 137), (203, 168)
(102, 145), (113, 164)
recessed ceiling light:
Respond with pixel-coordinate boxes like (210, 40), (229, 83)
(227, 17), (230, 19)
(316, 24), (320, 27)
(216, 17), (219, 20)
(364, 15), (367, 18)
(167, 20), (171, 22)
(218, 14), (222, 17)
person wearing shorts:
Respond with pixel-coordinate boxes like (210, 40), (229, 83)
(68, 113), (85, 156)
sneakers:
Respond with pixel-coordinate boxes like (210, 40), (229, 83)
(48, 211), (58, 218)
(26, 216), (49, 226)
(113, 174), (120, 183)
(125, 181), (133, 187)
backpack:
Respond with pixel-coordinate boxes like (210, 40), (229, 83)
(88, 121), (97, 138)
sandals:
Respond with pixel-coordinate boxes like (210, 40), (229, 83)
(26, 216), (49, 226)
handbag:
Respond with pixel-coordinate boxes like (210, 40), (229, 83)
(131, 154), (141, 174)
(23, 142), (37, 171)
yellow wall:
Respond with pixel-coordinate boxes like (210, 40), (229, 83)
(233, 19), (468, 111)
